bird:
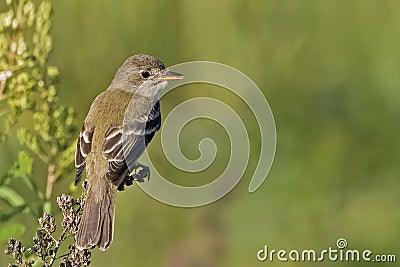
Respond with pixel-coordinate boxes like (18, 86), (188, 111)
(74, 54), (183, 250)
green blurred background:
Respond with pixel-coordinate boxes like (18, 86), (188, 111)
(1, 0), (400, 266)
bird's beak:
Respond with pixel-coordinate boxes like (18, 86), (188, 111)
(157, 69), (184, 81)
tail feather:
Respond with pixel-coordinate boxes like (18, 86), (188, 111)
(76, 190), (115, 251)
(98, 194), (114, 250)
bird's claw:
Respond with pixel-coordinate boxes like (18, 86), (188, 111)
(130, 164), (150, 182)
(117, 163), (150, 191)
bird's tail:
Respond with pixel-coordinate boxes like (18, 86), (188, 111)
(76, 186), (116, 251)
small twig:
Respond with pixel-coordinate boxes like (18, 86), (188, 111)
(47, 230), (65, 267)
(0, 58), (30, 100)
(55, 253), (70, 260)
(32, 146), (50, 164)
(2, 63), (27, 72)
(0, 80), (6, 100)
(0, 109), (12, 118)
(48, 223), (69, 265)
(45, 163), (55, 201)
(48, 205), (82, 266)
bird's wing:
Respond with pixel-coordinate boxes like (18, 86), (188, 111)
(75, 125), (95, 185)
(145, 101), (161, 146)
(102, 101), (161, 187)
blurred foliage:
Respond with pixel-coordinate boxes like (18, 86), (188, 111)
(0, 0), (77, 254)
(1, 0), (400, 267)
(5, 195), (90, 267)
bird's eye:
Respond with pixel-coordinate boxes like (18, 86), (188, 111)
(140, 70), (151, 79)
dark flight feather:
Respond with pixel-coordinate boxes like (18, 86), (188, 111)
(75, 126), (94, 185)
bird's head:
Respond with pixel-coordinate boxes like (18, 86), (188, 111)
(111, 54), (183, 98)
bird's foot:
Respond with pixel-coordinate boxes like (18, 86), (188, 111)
(117, 163), (150, 191)
(129, 163), (150, 182)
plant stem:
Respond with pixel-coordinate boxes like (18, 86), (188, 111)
(0, 80), (6, 100)
(48, 204), (82, 266)
(48, 224), (68, 267)
(45, 163), (56, 201)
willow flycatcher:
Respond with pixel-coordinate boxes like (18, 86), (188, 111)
(74, 54), (183, 250)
